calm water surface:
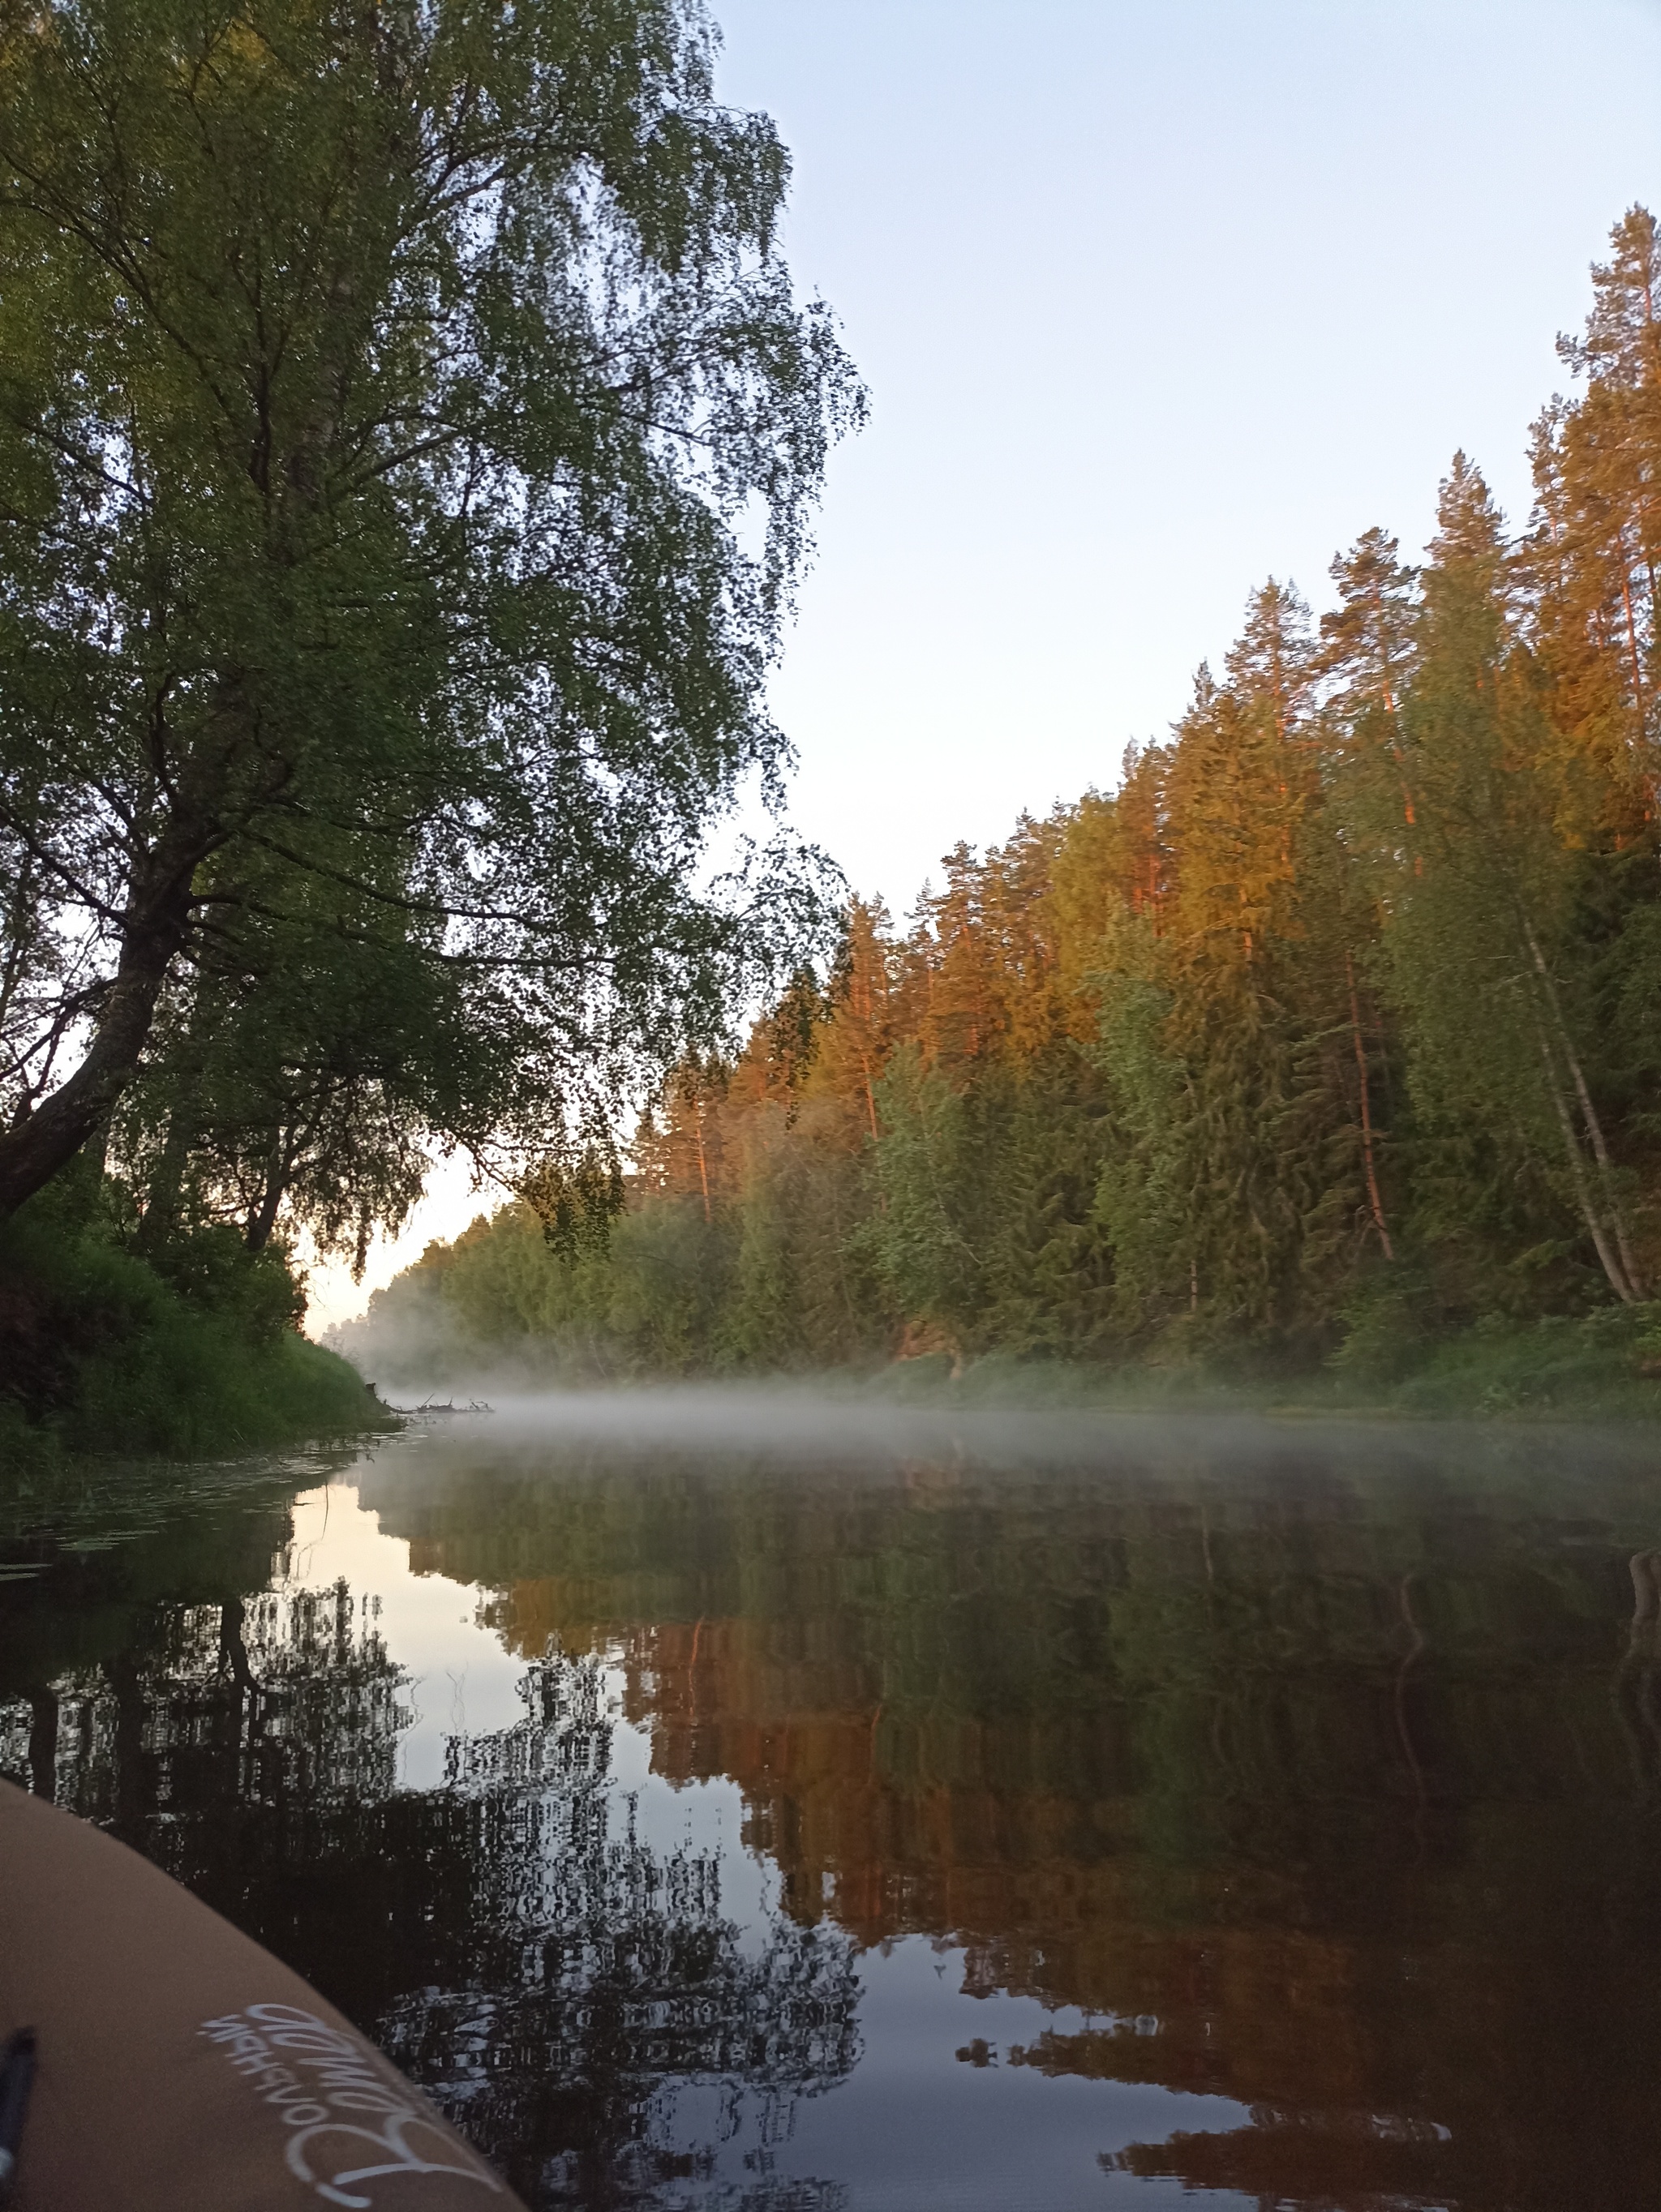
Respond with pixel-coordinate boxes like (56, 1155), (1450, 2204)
(6, 1398), (1661, 2211)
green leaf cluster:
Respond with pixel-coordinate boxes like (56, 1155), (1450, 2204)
(0, 0), (861, 1267)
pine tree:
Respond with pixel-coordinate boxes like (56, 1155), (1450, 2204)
(1526, 208), (1661, 821)
(1382, 457), (1646, 1303)
(1094, 588), (1363, 1344)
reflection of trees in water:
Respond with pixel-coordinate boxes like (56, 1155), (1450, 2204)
(1101, 2098), (1464, 2203)
(1614, 1549), (1661, 1794)
(388, 1658), (859, 2210)
(19, 1438), (1661, 2211)
(354, 1445), (1661, 2210)
(0, 1603), (858, 2212)
(0, 1576), (410, 1829)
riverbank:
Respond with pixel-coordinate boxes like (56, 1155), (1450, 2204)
(333, 1297), (1661, 1425)
(11, 1160), (1661, 1464)
(852, 1309), (1661, 1421)
(0, 1177), (390, 1468)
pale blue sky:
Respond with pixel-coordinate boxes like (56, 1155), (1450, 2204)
(311, 0), (1661, 1327)
(716, 0), (1661, 909)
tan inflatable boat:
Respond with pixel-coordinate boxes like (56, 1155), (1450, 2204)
(0, 1780), (529, 2210)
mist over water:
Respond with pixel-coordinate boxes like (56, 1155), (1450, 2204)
(376, 1378), (1661, 1490)
(6, 1400), (1661, 2209)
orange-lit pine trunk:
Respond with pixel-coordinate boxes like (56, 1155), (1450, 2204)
(694, 1107), (711, 1225)
(1346, 954), (1394, 1260)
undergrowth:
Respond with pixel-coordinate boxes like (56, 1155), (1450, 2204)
(861, 1305), (1661, 1420)
(0, 1164), (388, 1465)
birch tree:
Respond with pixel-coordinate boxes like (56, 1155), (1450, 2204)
(0, 0), (861, 1222)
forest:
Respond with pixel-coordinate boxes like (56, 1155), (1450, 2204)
(345, 208), (1661, 1406)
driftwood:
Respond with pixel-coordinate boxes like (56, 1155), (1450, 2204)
(388, 1395), (494, 1417)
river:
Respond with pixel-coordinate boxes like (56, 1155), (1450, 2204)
(4, 1396), (1659, 2210)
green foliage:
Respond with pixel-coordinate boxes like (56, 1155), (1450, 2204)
(717, 1101), (875, 1365)
(337, 1198), (730, 1381)
(857, 1048), (1114, 1357)
(0, 1173), (384, 1458)
(1090, 958), (1187, 1333)
(860, 1047), (983, 1335)
(1390, 1305), (1661, 1418)
(0, 0), (861, 1232)
(1327, 1265), (1436, 1384)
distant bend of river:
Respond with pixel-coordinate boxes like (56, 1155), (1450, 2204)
(5, 1395), (1660, 2212)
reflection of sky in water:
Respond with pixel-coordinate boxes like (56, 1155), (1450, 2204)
(787, 1940), (1243, 2212)
(281, 1478), (527, 1790)
(280, 1474), (1250, 2210)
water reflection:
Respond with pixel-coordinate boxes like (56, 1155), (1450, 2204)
(0, 1476), (862, 2208)
(6, 1407), (1661, 2209)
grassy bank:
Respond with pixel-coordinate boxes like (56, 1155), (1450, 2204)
(0, 1171), (388, 1468)
(850, 1308), (1661, 1421)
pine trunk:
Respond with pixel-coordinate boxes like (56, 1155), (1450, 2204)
(1346, 953), (1394, 1260)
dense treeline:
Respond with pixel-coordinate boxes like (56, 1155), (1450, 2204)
(350, 211), (1661, 1393)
